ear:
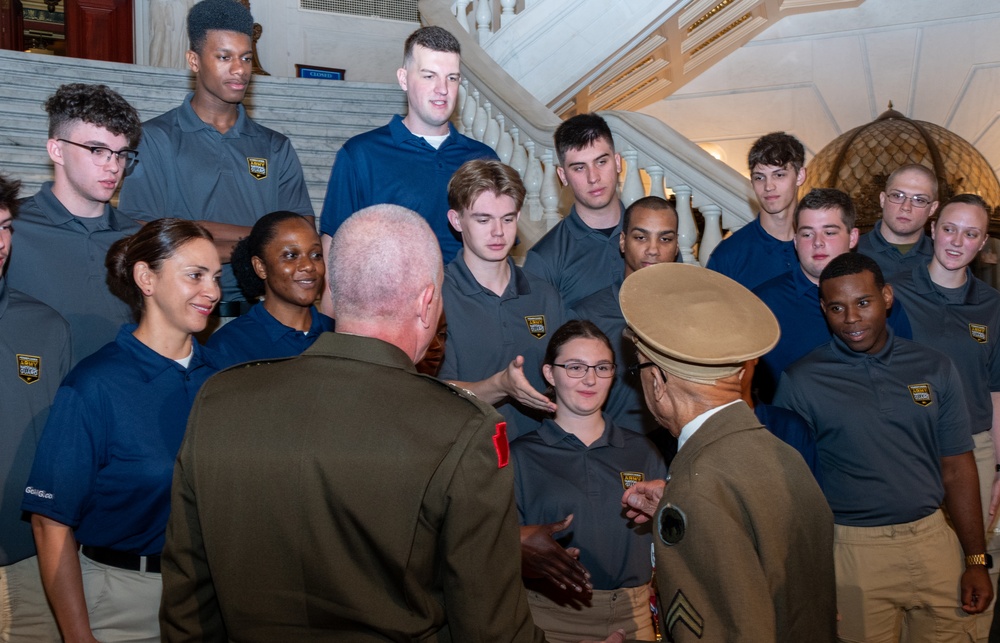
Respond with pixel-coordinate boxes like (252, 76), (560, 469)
(542, 364), (555, 388)
(47, 139), (64, 167)
(650, 366), (668, 401)
(878, 191), (887, 210)
(133, 261), (155, 296)
(186, 49), (200, 74)
(927, 200), (940, 218)
(556, 166), (568, 187)
(930, 219), (939, 241)
(614, 153), (622, 175)
(795, 165), (807, 187)
(848, 227), (860, 249)
(417, 283), (436, 330)
(881, 283), (894, 310)
(251, 255), (267, 281)
(619, 230), (626, 255)
(396, 67), (408, 92)
(447, 209), (463, 233)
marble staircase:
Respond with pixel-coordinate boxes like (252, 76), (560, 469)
(0, 49), (406, 216)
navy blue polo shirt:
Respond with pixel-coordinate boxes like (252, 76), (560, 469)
(706, 217), (796, 291)
(319, 115), (497, 264)
(522, 203), (625, 309)
(774, 330), (972, 527)
(119, 94), (315, 302)
(512, 415), (667, 590)
(22, 325), (220, 556)
(857, 220), (934, 280)
(752, 265), (912, 403)
(439, 254), (564, 440)
(0, 279), (71, 566)
(207, 303), (334, 367)
(753, 404), (820, 484)
(891, 264), (1000, 433)
(9, 183), (140, 365)
(571, 279), (659, 435)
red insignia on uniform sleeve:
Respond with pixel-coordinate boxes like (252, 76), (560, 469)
(493, 422), (509, 468)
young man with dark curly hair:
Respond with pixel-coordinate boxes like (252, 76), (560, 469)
(119, 0), (314, 319)
(6, 83), (142, 365)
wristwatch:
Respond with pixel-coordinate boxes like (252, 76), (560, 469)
(965, 553), (994, 568)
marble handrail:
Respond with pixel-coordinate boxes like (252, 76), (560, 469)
(424, 0), (756, 266)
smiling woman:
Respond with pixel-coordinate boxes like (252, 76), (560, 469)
(206, 211), (334, 366)
(20, 219), (225, 643)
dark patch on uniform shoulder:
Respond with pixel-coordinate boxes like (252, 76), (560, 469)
(657, 503), (686, 546)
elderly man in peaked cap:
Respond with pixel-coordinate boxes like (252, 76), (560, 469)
(619, 263), (836, 642)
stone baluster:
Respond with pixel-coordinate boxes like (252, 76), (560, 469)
(500, 0), (517, 27)
(510, 127), (528, 176)
(495, 114), (513, 164)
(523, 140), (543, 222)
(698, 204), (723, 268)
(454, 0), (472, 32)
(645, 165), (666, 199)
(620, 149), (644, 207)
(673, 185), (697, 265)
(472, 101), (488, 142)
(483, 102), (500, 149)
(461, 87), (478, 137)
(457, 81), (468, 127)
(476, 0), (493, 44)
(540, 148), (560, 225)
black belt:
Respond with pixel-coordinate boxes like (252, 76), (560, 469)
(212, 300), (252, 318)
(81, 545), (161, 573)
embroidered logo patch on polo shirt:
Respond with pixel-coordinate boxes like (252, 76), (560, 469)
(970, 323), (988, 344)
(247, 157), (268, 180)
(908, 383), (933, 407)
(524, 315), (547, 339)
(17, 354), (40, 384)
(620, 471), (644, 490)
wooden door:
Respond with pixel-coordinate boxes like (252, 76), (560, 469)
(65, 0), (132, 63)
(0, 0), (25, 51)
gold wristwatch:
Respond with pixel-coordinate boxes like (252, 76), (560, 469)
(965, 553), (993, 568)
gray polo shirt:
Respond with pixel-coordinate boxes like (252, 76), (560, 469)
(890, 264), (1000, 433)
(8, 183), (139, 365)
(119, 94), (314, 302)
(0, 278), (71, 565)
(511, 415), (666, 590)
(439, 254), (565, 440)
(522, 203), (624, 309)
(775, 330), (972, 527)
(857, 220), (934, 280)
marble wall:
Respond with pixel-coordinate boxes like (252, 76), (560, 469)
(638, 0), (1000, 179)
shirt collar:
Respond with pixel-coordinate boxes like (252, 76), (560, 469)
(536, 414), (624, 449)
(792, 264), (819, 298)
(387, 114), (461, 150)
(303, 331), (417, 373)
(117, 323), (214, 383)
(0, 277), (8, 320)
(178, 93), (252, 137)
(829, 326), (895, 366)
(677, 400), (741, 451)
(448, 254), (529, 299)
(869, 220), (933, 257)
(565, 202), (625, 241)
(912, 263), (982, 305)
(246, 303), (328, 343)
(30, 182), (125, 229)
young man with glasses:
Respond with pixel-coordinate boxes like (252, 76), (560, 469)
(858, 163), (939, 279)
(6, 83), (142, 365)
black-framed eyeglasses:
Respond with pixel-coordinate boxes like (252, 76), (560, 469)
(58, 139), (138, 170)
(626, 361), (661, 379)
(884, 190), (932, 209)
(552, 362), (616, 378)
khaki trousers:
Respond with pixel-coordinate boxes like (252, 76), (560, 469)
(526, 584), (656, 643)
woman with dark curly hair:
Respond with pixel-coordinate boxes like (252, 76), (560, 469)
(207, 211), (332, 365)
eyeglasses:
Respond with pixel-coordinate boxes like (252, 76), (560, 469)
(552, 362), (616, 378)
(626, 361), (660, 379)
(58, 139), (138, 170)
(884, 191), (932, 209)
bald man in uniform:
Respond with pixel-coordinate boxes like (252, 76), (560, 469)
(619, 263), (836, 642)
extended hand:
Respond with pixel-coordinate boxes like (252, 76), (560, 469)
(520, 515), (591, 593)
(622, 479), (667, 524)
(501, 356), (557, 413)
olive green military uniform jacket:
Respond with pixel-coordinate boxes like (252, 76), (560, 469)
(653, 402), (836, 642)
(161, 332), (544, 643)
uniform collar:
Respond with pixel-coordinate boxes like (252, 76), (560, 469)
(28, 182), (124, 229)
(116, 323), (214, 382)
(537, 414), (624, 449)
(448, 253), (530, 299)
(387, 114), (461, 150)
(247, 303), (328, 342)
(670, 401), (761, 467)
(565, 202), (625, 241)
(910, 263), (981, 305)
(303, 331), (417, 373)
(792, 264), (819, 298)
(747, 217), (792, 253)
(868, 220), (933, 258)
(178, 93), (253, 137)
